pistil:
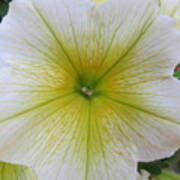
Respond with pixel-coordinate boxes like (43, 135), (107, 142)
(81, 86), (93, 97)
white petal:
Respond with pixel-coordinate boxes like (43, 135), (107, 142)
(0, 0), (179, 179)
(0, 0), (98, 80)
(0, 85), (138, 179)
(158, 0), (180, 29)
(104, 15), (180, 161)
(0, 0), (159, 79)
(159, 0), (180, 15)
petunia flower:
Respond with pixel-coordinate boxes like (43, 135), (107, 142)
(0, 0), (180, 179)
(157, 0), (180, 29)
(0, 161), (37, 180)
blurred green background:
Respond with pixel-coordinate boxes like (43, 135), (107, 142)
(0, 0), (11, 22)
(0, 0), (180, 178)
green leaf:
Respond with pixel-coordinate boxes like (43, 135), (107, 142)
(138, 162), (162, 175)
(152, 171), (180, 180)
(174, 71), (180, 79)
(0, 1), (8, 17)
(0, 161), (38, 180)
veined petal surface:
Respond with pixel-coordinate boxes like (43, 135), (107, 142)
(158, 0), (180, 29)
(0, 0), (180, 180)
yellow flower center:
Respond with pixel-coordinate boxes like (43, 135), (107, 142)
(74, 73), (104, 100)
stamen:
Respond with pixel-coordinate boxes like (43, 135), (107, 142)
(81, 86), (93, 97)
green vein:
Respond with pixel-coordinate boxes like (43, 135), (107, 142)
(32, 4), (80, 76)
(158, 0), (161, 7)
(54, 99), (86, 180)
(0, 92), (75, 123)
(104, 95), (180, 125)
(66, 7), (83, 70)
(98, 23), (124, 69)
(93, 105), (111, 180)
(85, 100), (92, 180)
(105, 99), (158, 150)
(93, 10), (155, 86)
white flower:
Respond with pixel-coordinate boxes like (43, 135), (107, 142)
(0, 0), (180, 179)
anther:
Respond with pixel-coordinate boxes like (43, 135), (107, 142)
(81, 86), (93, 97)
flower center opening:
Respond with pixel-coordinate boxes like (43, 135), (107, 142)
(75, 74), (104, 99)
(80, 86), (94, 99)
(81, 86), (93, 97)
